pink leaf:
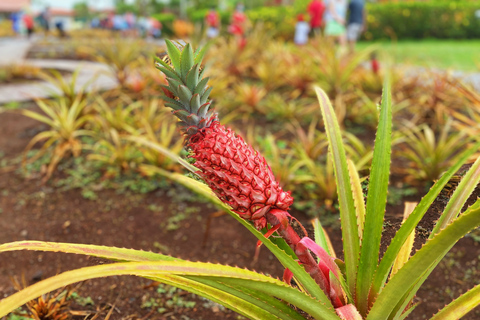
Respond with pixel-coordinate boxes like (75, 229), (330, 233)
(329, 271), (347, 308)
(283, 268), (293, 284)
(335, 304), (363, 320)
(256, 223), (281, 248)
(299, 237), (342, 278)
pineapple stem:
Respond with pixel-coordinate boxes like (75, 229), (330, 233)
(266, 209), (330, 294)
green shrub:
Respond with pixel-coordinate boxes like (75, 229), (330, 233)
(188, 8), (209, 23)
(246, 6), (297, 39)
(152, 12), (177, 36)
(365, 1), (480, 40)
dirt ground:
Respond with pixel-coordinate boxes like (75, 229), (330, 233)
(0, 104), (479, 319)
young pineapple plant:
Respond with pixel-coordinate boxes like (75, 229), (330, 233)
(156, 40), (351, 311)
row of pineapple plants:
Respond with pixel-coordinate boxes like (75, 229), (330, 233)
(9, 32), (479, 215)
(1, 40), (480, 320)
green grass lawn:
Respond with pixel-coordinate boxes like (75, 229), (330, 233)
(357, 39), (480, 71)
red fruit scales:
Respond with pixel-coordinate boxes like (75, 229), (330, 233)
(188, 122), (294, 229)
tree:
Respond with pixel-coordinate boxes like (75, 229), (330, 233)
(73, 1), (90, 21)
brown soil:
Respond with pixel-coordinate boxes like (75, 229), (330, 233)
(0, 105), (479, 319)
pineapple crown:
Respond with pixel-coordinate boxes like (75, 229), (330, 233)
(155, 40), (218, 141)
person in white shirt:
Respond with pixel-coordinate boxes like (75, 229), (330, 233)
(294, 14), (310, 45)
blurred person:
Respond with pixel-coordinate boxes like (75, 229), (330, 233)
(370, 52), (380, 74)
(324, 0), (347, 49)
(138, 16), (148, 37)
(113, 14), (128, 35)
(149, 17), (162, 39)
(347, 0), (366, 53)
(228, 3), (246, 37)
(106, 12), (114, 29)
(10, 11), (21, 35)
(229, 3), (248, 49)
(91, 17), (100, 29)
(294, 14), (310, 46)
(22, 12), (35, 38)
(307, 0), (326, 36)
(55, 20), (66, 38)
(124, 12), (136, 37)
(39, 6), (51, 33)
(205, 7), (220, 39)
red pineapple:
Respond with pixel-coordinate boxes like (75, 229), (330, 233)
(156, 40), (349, 309)
(188, 122), (293, 229)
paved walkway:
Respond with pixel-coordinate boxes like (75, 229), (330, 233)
(0, 59), (117, 104)
(0, 37), (33, 65)
(0, 38), (117, 104)
(402, 65), (480, 92)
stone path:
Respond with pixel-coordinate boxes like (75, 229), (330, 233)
(402, 65), (480, 92)
(0, 37), (32, 65)
(0, 38), (117, 105)
(0, 59), (117, 104)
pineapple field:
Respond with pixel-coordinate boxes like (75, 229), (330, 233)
(1, 31), (480, 319)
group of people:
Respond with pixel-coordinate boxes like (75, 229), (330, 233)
(90, 13), (162, 39)
(295, 0), (366, 52)
(204, 4), (247, 40)
(10, 7), (67, 38)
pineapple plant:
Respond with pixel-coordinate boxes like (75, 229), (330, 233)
(155, 40), (350, 310)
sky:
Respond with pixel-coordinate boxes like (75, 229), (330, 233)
(31, 0), (118, 10)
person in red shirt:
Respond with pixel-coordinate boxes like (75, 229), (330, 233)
(308, 0), (326, 36)
(228, 3), (247, 37)
(22, 12), (35, 38)
(205, 7), (220, 39)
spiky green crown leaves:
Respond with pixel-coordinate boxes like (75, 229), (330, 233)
(155, 40), (217, 139)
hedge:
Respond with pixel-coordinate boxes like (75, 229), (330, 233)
(244, 1), (480, 40)
(155, 1), (480, 40)
(364, 1), (480, 40)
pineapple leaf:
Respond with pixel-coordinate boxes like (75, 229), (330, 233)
(356, 75), (392, 315)
(390, 202), (417, 279)
(431, 155), (480, 236)
(162, 95), (185, 109)
(186, 64), (200, 92)
(370, 140), (480, 300)
(197, 102), (211, 119)
(187, 113), (201, 125)
(347, 159), (365, 241)
(190, 94), (201, 113)
(156, 65), (183, 83)
(154, 56), (182, 80)
(177, 85), (193, 111)
(194, 44), (209, 65)
(194, 77), (210, 95)
(201, 87), (213, 104)
(180, 44), (194, 79)
(367, 202), (480, 319)
(188, 277), (307, 320)
(165, 39), (182, 71)
(315, 86), (359, 295)
(166, 78), (183, 95)
(431, 284), (480, 320)
(173, 109), (191, 122)
(165, 102), (185, 111)
(0, 241), (178, 262)
(0, 260), (324, 320)
(311, 218), (335, 257)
